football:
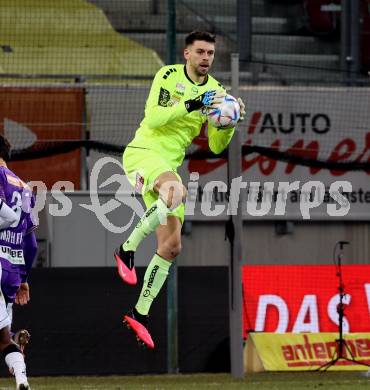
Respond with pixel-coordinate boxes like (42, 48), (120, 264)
(206, 94), (241, 129)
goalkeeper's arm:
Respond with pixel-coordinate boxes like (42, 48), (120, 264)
(143, 68), (223, 128)
(208, 124), (235, 155)
(208, 97), (246, 154)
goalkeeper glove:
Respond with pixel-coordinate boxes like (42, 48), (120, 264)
(185, 90), (226, 112)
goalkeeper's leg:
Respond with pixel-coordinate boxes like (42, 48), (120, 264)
(124, 215), (182, 348)
(114, 171), (186, 285)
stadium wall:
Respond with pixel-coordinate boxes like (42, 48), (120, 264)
(4, 267), (229, 376)
(6, 264), (369, 376)
(38, 193), (369, 267)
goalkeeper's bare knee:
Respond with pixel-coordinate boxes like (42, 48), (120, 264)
(158, 237), (182, 259)
(158, 180), (187, 211)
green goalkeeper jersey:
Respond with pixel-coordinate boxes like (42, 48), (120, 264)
(128, 64), (235, 168)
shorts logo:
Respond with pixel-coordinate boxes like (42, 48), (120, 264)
(135, 173), (144, 193)
(158, 87), (171, 106)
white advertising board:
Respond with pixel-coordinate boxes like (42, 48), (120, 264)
(179, 87), (370, 220)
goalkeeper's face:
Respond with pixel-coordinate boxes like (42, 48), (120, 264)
(184, 40), (215, 77)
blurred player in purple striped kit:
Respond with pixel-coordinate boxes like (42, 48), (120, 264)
(0, 135), (38, 390)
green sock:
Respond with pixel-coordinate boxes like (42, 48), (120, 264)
(123, 198), (169, 252)
(135, 254), (172, 315)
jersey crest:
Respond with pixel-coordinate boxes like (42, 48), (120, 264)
(158, 87), (170, 107)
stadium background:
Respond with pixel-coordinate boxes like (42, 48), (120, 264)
(0, 0), (370, 379)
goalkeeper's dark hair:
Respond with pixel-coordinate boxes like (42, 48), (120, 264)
(0, 135), (11, 161)
(185, 31), (216, 46)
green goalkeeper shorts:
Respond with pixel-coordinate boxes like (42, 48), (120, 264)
(122, 146), (185, 224)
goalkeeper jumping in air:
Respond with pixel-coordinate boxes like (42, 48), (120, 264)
(114, 31), (245, 348)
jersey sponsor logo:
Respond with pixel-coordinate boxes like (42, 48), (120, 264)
(158, 87), (170, 107)
(0, 230), (23, 245)
(0, 245), (25, 265)
(176, 83), (185, 91)
(191, 86), (199, 95)
(168, 95), (181, 107)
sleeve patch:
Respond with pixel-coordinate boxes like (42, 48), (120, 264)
(158, 87), (171, 106)
(162, 67), (177, 79)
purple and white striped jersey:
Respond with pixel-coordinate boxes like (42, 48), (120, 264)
(0, 166), (36, 274)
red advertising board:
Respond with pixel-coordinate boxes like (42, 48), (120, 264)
(0, 87), (84, 189)
(242, 265), (370, 338)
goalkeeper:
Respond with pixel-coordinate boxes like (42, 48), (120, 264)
(114, 31), (245, 348)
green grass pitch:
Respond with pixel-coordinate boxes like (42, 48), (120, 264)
(0, 372), (368, 389)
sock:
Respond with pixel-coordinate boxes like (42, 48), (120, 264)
(135, 254), (172, 315)
(123, 198), (170, 252)
(5, 349), (28, 386)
